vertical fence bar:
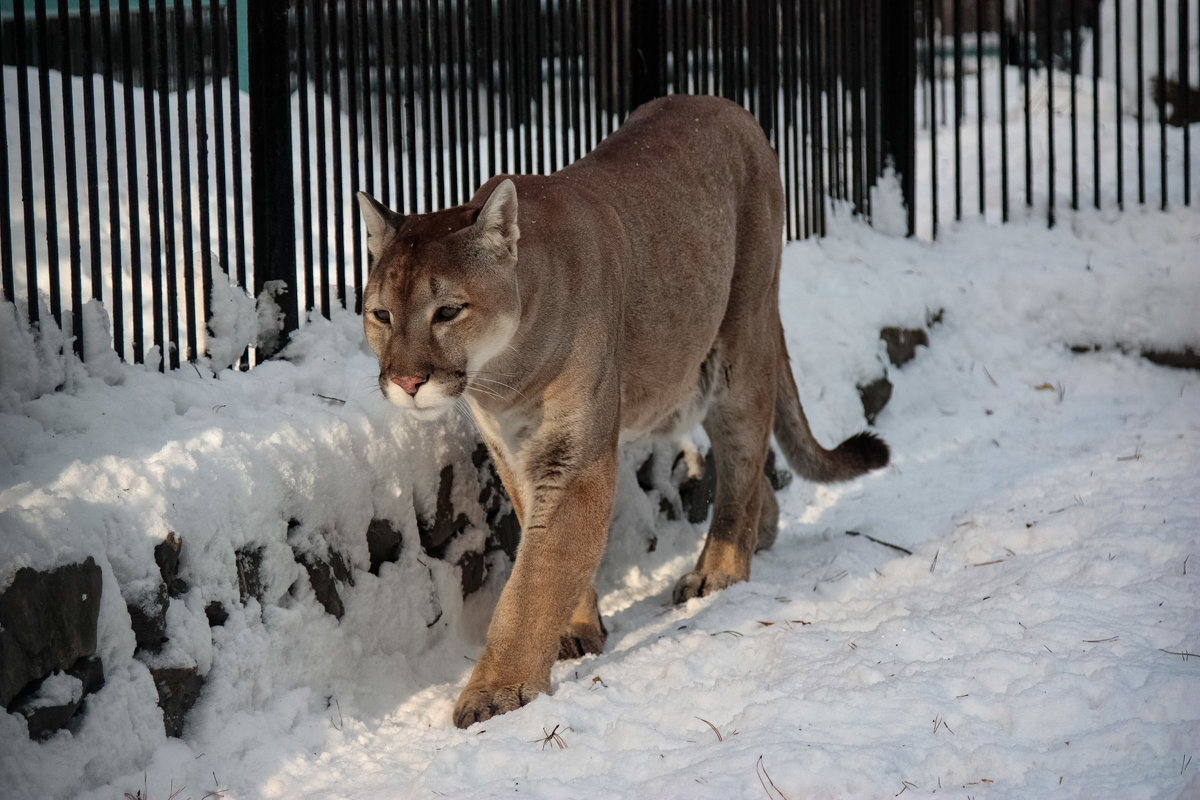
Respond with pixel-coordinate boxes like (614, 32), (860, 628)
(975, 0), (984, 217)
(1156, 0), (1166, 209)
(315, 0), (332, 314)
(520, 0), (535, 168)
(457, 0), (475, 194)
(192, 0), (212, 352)
(1022, 0), (1031, 207)
(1182, 0), (1192, 205)
(226, 0), (247, 310)
(1070, 0), (1079, 211)
(880, 0), (914, 236)
(1092, 0), (1101, 210)
(297, 0), (315, 314)
(15, 0), (39, 326)
(109, 0), (130, 356)
(156, 0), (179, 368)
(0, 14), (13, 305)
(809, 0), (822, 235)
(55, 0), (84, 354)
(1045, 0), (1056, 227)
(568, 0), (582, 164)
(780, 0), (794, 238)
(800, 0), (812, 237)
(353, 0), (371, 254)
(345, 0), (362, 307)
(926, 0), (938, 237)
(375, 0), (391, 207)
(865, 0), (878, 223)
(999, 1), (1009, 222)
(833, 0), (843, 209)
(210, 0), (231, 315)
(35, 1), (62, 327)
(1115, 0), (1124, 208)
(953, 0), (963, 219)
(137, 0), (158, 364)
(851, 0), (865, 218)
(1136, 0), (1145, 203)
(479, 0), (496, 182)
(174, 0), (197, 363)
(330, 1), (348, 303)
(418, 0), (434, 205)
(356, 0), (372, 308)
(359, 0), (375, 209)
(389, 0), (406, 209)
(248, 0), (299, 356)
(80, 0), (104, 313)
(542, 0), (555, 172)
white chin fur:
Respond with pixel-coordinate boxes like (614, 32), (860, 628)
(383, 382), (456, 419)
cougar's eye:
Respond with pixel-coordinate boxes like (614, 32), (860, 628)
(433, 305), (464, 323)
(372, 309), (391, 324)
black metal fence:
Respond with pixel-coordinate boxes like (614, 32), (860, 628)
(275, 0), (895, 337)
(2, 1), (1196, 371)
(910, 0), (1196, 238)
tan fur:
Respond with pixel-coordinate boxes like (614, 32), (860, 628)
(355, 95), (888, 729)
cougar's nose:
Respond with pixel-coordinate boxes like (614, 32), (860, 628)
(392, 374), (428, 397)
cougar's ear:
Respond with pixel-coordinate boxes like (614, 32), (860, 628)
(473, 178), (519, 261)
(356, 191), (405, 269)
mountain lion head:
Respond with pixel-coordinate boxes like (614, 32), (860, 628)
(356, 179), (521, 418)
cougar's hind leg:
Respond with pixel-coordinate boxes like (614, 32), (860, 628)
(756, 472), (780, 552)
(557, 585), (608, 660)
(673, 345), (775, 603)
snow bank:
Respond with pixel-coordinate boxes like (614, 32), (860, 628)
(2, 202), (1198, 798)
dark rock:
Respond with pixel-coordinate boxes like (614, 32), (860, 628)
(235, 546), (266, 605)
(127, 583), (169, 653)
(10, 656), (104, 741)
(417, 463), (470, 559)
(858, 374), (893, 426)
(366, 519), (403, 576)
(657, 496), (677, 521)
(635, 455), (657, 493)
(295, 549), (353, 620)
(1141, 347), (1200, 371)
(69, 655), (105, 696)
(1152, 77), (1200, 127)
(458, 551), (485, 598)
(764, 448), (793, 491)
(204, 601), (228, 627)
(485, 511), (521, 563)
(474, 443), (520, 562)
(678, 449), (717, 525)
(880, 326), (929, 368)
(0, 557), (102, 708)
(150, 666), (204, 738)
(154, 532), (188, 598)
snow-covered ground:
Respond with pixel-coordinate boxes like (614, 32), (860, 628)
(2, 195), (1198, 798)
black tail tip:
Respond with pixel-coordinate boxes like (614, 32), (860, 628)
(837, 431), (890, 473)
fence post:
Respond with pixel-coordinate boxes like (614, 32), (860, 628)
(878, 0), (916, 236)
(629, 0), (663, 112)
(248, 0), (299, 359)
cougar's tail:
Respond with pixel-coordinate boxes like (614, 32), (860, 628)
(773, 332), (889, 483)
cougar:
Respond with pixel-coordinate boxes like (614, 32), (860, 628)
(355, 95), (888, 728)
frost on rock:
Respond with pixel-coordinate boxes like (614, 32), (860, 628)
(254, 279), (290, 357)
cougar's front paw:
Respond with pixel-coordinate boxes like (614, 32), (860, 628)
(672, 570), (741, 604)
(452, 682), (543, 729)
(557, 618), (608, 660)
